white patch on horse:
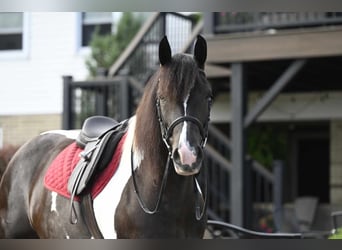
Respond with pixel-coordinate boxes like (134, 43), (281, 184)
(177, 93), (197, 167)
(133, 147), (144, 169)
(41, 130), (80, 140)
(179, 94), (190, 147)
(50, 192), (58, 214)
(93, 116), (137, 239)
(62, 227), (70, 239)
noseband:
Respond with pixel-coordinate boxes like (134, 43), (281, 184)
(156, 98), (209, 152)
(130, 96), (210, 220)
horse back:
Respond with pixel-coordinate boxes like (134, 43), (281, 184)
(0, 133), (72, 238)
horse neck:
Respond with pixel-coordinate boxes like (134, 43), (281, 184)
(133, 118), (170, 187)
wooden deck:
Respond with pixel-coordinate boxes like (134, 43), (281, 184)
(206, 25), (342, 64)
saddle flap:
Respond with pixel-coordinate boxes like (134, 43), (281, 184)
(67, 130), (114, 196)
(67, 119), (128, 197)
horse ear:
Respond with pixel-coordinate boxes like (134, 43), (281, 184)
(159, 36), (172, 66)
(194, 35), (207, 69)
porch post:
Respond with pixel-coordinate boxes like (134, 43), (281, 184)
(230, 62), (248, 227)
(273, 160), (284, 231)
(62, 75), (73, 130)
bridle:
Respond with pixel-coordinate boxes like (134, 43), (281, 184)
(131, 85), (211, 221)
(156, 98), (209, 151)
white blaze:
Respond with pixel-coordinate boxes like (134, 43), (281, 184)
(177, 94), (197, 166)
(179, 94), (190, 147)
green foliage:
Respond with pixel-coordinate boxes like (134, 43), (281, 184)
(247, 125), (288, 169)
(189, 13), (202, 24)
(115, 12), (143, 52)
(85, 12), (143, 78)
(329, 228), (342, 239)
(85, 29), (119, 77)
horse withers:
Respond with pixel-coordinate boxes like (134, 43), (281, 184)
(0, 35), (212, 238)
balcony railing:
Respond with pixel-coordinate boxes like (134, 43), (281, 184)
(213, 12), (342, 34)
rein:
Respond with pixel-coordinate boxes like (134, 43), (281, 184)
(130, 147), (171, 215)
(130, 97), (209, 220)
(130, 147), (207, 220)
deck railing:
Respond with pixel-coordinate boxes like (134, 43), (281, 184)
(205, 124), (283, 229)
(63, 12), (198, 129)
(108, 12), (198, 116)
(213, 12), (342, 34)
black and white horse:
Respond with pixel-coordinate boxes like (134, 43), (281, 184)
(0, 35), (212, 238)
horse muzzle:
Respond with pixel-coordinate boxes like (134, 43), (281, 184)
(172, 144), (203, 176)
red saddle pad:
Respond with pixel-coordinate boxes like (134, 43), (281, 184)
(44, 133), (127, 201)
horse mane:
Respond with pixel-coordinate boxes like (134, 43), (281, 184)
(158, 54), (198, 102)
(134, 71), (164, 166)
(134, 54), (199, 165)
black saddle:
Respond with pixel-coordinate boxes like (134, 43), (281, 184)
(67, 116), (128, 198)
(76, 116), (119, 148)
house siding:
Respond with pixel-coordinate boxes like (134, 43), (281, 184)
(0, 13), (89, 146)
(0, 12), (89, 116)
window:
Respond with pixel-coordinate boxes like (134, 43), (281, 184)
(81, 12), (114, 47)
(0, 13), (23, 51)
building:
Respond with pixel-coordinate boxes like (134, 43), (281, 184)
(203, 12), (342, 230)
(0, 12), (130, 146)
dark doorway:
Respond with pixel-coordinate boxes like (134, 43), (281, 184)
(296, 137), (330, 203)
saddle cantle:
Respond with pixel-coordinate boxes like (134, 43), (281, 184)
(76, 116), (119, 148)
(67, 116), (128, 198)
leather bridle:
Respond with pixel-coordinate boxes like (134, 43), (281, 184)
(156, 98), (209, 151)
(131, 92), (211, 221)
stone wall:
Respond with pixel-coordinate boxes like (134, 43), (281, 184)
(0, 114), (61, 147)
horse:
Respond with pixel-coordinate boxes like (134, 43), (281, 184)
(0, 35), (212, 238)
(0, 145), (19, 178)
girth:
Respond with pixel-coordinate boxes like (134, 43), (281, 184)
(80, 194), (104, 238)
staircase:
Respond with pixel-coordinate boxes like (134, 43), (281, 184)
(62, 12), (282, 228)
(108, 12), (201, 116)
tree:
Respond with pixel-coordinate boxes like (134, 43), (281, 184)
(115, 12), (143, 53)
(85, 12), (143, 77)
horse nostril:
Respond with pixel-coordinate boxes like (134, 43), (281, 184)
(172, 149), (181, 163)
(173, 144), (200, 167)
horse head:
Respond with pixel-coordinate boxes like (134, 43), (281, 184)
(156, 35), (212, 176)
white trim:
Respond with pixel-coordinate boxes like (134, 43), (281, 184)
(0, 12), (30, 60)
(76, 12), (121, 54)
(75, 12), (86, 54)
(0, 127), (3, 149)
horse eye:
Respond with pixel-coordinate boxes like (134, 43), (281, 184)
(158, 96), (166, 103)
(207, 96), (213, 107)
